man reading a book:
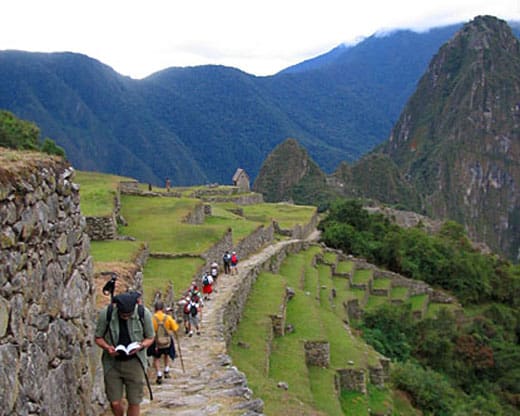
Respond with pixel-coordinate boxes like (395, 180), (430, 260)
(95, 292), (155, 416)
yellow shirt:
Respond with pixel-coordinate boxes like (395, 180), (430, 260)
(152, 310), (179, 333)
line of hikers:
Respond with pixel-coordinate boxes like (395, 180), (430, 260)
(95, 249), (240, 415)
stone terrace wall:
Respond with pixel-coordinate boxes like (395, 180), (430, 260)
(221, 240), (309, 347)
(85, 215), (117, 240)
(233, 223), (275, 260)
(0, 153), (98, 416)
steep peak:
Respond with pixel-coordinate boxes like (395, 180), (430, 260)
(456, 15), (517, 49)
(253, 138), (326, 203)
(382, 14), (520, 259)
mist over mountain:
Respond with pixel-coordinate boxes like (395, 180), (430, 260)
(255, 16), (520, 260)
(0, 22), (468, 186)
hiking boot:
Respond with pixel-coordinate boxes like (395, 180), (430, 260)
(156, 376), (162, 385)
(164, 371), (170, 379)
(196, 331), (201, 336)
(185, 328), (189, 335)
(189, 330), (193, 337)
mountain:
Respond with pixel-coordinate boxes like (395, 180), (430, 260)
(381, 15), (520, 259)
(252, 138), (334, 207)
(0, 22), (466, 186)
(330, 153), (422, 211)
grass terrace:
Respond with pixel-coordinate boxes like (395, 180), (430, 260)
(241, 202), (317, 229)
(231, 246), (387, 415)
(75, 170), (132, 216)
(335, 260), (354, 274)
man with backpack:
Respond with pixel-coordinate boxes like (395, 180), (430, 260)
(184, 295), (202, 337)
(222, 250), (231, 274)
(95, 292), (155, 416)
(148, 301), (179, 385)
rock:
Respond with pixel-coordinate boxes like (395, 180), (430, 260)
(277, 381), (289, 390)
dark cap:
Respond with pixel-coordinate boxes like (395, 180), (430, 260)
(154, 300), (164, 311)
(114, 293), (137, 314)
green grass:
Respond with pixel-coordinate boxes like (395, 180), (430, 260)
(409, 294), (428, 313)
(323, 251), (338, 265)
(309, 367), (344, 416)
(352, 269), (372, 285)
(336, 260), (354, 274)
(241, 202), (316, 229)
(367, 385), (394, 415)
(120, 195), (223, 253)
(372, 278), (391, 290)
(390, 286), (409, 301)
(75, 170), (132, 216)
(142, 257), (205, 304)
(340, 390), (368, 415)
(230, 271), (286, 378)
(204, 207), (263, 245)
(365, 295), (390, 311)
(90, 240), (145, 263)
(349, 288), (368, 303)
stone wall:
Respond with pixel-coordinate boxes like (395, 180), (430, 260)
(336, 369), (367, 394)
(119, 180), (139, 194)
(304, 341), (330, 368)
(233, 224), (275, 261)
(0, 153), (98, 416)
(222, 240), (309, 347)
(85, 215), (117, 240)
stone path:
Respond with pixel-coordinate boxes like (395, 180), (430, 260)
(104, 231), (319, 416)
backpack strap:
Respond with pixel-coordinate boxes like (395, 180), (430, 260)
(103, 303), (146, 344)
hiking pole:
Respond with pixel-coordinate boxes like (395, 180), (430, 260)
(174, 331), (185, 373)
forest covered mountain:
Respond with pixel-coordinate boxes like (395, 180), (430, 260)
(255, 16), (520, 261)
(0, 22), (468, 186)
(381, 15), (520, 260)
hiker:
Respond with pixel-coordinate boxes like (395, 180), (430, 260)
(95, 292), (155, 416)
(165, 177), (171, 192)
(179, 296), (191, 335)
(222, 250), (231, 274)
(202, 271), (213, 301)
(230, 251), (239, 275)
(148, 301), (179, 385)
(184, 296), (202, 337)
(188, 281), (202, 300)
(210, 261), (219, 288)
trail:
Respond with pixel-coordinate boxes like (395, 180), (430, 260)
(134, 231), (320, 416)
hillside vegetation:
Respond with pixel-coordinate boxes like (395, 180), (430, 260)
(0, 24), (466, 185)
(318, 199), (520, 414)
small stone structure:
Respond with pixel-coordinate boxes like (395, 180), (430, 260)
(85, 215), (117, 240)
(336, 368), (367, 394)
(304, 340), (330, 367)
(0, 152), (98, 415)
(232, 168), (250, 192)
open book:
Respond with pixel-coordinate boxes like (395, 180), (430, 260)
(115, 341), (140, 355)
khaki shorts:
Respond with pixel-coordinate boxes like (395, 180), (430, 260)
(104, 357), (145, 405)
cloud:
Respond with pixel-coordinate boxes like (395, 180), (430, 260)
(1, 0), (519, 78)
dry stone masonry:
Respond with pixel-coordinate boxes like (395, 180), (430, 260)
(0, 151), (98, 416)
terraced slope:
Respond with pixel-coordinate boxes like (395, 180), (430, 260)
(230, 246), (462, 415)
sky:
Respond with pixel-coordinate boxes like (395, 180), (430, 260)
(2, 0), (520, 79)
